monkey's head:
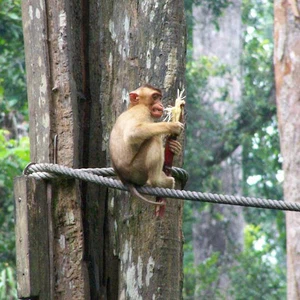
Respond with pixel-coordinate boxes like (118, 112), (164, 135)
(129, 84), (164, 119)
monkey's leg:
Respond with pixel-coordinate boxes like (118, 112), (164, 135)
(147, 172), (175, 189)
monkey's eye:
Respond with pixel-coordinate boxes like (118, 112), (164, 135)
(152, 93), (162, 101)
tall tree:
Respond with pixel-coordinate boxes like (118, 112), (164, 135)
(274, 0), (300, 298)
(19, 0), (186, 299)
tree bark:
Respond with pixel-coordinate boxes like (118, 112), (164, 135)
(99, 1), (186, 298)
(191, 1), (244, 298)
(22, 0), (101, 298)
(21, 0), (186, 299)
(274, 1), (300, 299)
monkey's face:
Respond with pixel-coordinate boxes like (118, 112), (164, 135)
(145, 90), (164, 119)
(129, 86), (164, 119)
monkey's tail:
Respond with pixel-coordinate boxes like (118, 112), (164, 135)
(127, 184), (165, 206)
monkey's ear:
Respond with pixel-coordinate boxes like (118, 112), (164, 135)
(129, 92), (139, 105)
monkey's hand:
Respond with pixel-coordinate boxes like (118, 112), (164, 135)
(168, 140), (182, 156)
(168, 121), (184, 136)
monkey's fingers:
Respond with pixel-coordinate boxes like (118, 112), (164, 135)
(178, 122), (185, 132)
(168, 122), (183, 136)
(168, 140), (182, 155)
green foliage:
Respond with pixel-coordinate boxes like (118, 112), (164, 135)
(183, 241), (197, 298)
(0, 3), (27, 296)
(240, 0), (275, 134)
(229, 225), (286, 300)
(0, 130), (30, 184)
(0, 0), (27, 114)
(0, 129), (29, 261)
(241, 0), (285, 273)
(184, 0), (232, 33)
(194, 252), (221, 298)
(243, 121), (283, 211)
(185, 55), (232, 191)
(183, 247), (222, 299)
(0, 265), (17, 300)
(0, 130), (29, 298)
(184, 224), (286, 299)
(183, 0), (285, 298)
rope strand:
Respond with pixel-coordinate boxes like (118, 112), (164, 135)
(23, 163), (300, 212)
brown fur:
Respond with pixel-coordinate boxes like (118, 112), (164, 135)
(109, 85), (183, 205)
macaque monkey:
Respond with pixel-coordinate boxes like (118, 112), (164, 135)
(109, 84), (183, 205)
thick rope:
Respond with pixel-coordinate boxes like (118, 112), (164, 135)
(23, 163), (300, 212)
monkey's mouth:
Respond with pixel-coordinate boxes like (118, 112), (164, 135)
(152, 107), (163, 113)
(151, 106), (164, 118)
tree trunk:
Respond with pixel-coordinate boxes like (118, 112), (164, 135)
(274, 1), (300, 299)
(21, 0), (186, 299)
(99, 1), (186, 298)
(191, 1), (244, 298)
(22, 0), (104, 298)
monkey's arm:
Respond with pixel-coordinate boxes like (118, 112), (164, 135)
(127, 121), (183, 142)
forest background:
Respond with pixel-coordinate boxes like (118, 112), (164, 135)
(0, 0), (286, 299)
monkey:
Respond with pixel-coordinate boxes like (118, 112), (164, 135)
(109, 84), (183, 206)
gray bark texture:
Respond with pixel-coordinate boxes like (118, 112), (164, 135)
(274, 1), (300, 299)
(21, 0), (186, 299)
(191, 1), (244, 298)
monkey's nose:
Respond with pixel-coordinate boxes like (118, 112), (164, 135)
(151, 103), (164, 118)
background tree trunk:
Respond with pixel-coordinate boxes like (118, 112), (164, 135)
(274, 1), (300, 298)
(21, 0), (186, 299)
(191, 1), (244, 298)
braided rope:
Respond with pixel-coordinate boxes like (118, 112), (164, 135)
(23, 163), (300, 212)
